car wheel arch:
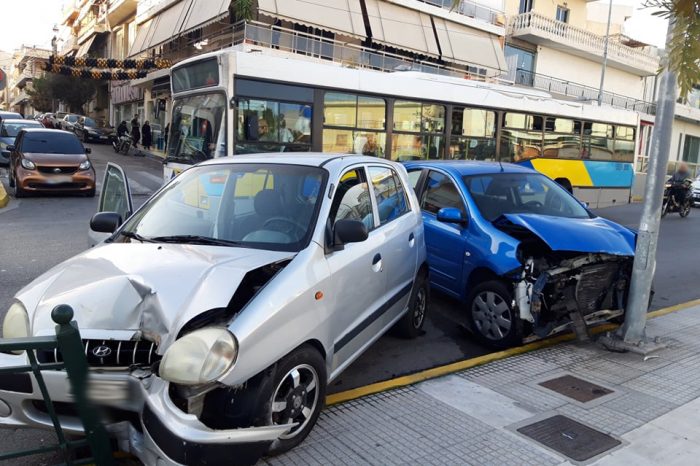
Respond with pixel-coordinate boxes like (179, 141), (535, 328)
(463, 267), (503, 300)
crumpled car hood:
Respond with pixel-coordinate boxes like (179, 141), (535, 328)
(502, 213), (636, 256)
(16, 243), (294, 346)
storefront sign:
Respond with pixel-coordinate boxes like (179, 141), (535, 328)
(111, 81), (144, 104)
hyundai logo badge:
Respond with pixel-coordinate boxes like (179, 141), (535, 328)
(92, 345), (112, 357)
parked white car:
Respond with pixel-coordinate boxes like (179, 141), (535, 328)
(0, 154), (428, 465)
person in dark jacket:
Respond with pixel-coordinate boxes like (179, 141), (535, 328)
(141, 121), (152, 151)
(117, 121), (128, 137)
(130, 115), (140, 148)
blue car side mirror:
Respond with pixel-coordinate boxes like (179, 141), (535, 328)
(437, 207), (465, 225)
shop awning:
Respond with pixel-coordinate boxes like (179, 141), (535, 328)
(180, 0), (230, 34)
(76, 34), (96, 57)
(364, 0), (439, 57)
(433, 17), (507, 74)
(258, 0), (366, 39)
(128, 0), (192, 57)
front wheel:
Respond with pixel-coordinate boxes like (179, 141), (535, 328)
(394, 271), (429, 338)
(266, 345), (326, 456)
(661, 199), (669, 218)
(680, 199), (691, 217)
(13, 174), (26, 198)
(466, 280), (523, 349)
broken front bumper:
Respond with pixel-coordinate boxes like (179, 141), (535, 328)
(0, 352), (292, 466)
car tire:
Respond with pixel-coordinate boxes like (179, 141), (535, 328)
(85, 188), (96, 198)
(394, 270), (429, 339)
(266, 345), (326, 456)
(8, 169), (15, 188)
(13, 174), (26, 198)
(466, 280), (523, 349)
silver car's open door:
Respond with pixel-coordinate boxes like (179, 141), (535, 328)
(88, 162), (133, 247)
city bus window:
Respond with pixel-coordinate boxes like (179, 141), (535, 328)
(613, 126), (635, 162)
(236, 98), (312, 154)
(449, 108), (496, 161)
(323, 92), (386, 156)
(543, 117), (581, 159)
(168, 93), (226, 163)
(392, 101), (446, 161)
(500, 112), (544, 162)
(582, 122), (614, 160)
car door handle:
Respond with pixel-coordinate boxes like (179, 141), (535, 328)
(408, 232), (415, 247)
(372, 253), (383, 272)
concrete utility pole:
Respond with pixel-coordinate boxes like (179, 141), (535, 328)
(600, 21), (676, 354)
(597, 0), (614, 106)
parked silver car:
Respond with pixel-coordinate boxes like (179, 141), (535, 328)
(0, 154), (428, 465)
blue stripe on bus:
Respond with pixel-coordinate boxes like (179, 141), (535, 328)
(583, 161), (634, 187)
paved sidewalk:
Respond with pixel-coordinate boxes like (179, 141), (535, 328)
(266, 305), (700, 465)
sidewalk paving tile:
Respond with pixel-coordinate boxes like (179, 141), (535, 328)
(566, 357), (646, 384)
(602, 389), (678, 423)
(556, 403), (646, 436)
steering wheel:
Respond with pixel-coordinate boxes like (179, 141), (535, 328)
(263, 217), (307, 239)
(523, 200), (544, 209)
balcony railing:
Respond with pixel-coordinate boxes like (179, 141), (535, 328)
(417, 0), (505, 26)
(514, 69), (656, 114)
(510, 12), (659, 74)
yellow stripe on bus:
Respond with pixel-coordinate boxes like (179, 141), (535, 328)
(530, 159), (594, 187)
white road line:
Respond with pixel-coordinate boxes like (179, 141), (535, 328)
(137, 171), (165, 186)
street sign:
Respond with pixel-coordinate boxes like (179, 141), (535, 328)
(0, 69), (6, 91)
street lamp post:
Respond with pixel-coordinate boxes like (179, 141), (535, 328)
(597, 0), (614, 106)
(51, 24), (58, 113)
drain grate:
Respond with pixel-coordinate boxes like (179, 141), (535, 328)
(539, 375), (613, 403)
(517, 415), (621, 461)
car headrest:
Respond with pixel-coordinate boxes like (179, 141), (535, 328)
(254, 189), (283, 217)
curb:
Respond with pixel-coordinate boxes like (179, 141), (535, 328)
(0, 182), (8, 209)
(326, 298), (700, 406)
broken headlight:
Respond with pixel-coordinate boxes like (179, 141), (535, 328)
(159, 328), (238, 385)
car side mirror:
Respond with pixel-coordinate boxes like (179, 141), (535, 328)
(90, 212), (122, 233)
(437, 207), (466, 225)
(333, 219), (368, 249)
(579, 200), (589, 209)
(85, 147), (91, 154)
(6, 145), (15, 152)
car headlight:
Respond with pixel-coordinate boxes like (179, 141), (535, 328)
(79, 160), (91, 170)
(20, 159), (35, 170)
(3, 302), (29, 339)
(159, 328), (238, 385)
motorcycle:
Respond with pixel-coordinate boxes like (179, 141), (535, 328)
(112, 133), (132, 155)
(662, 179), (692, 218)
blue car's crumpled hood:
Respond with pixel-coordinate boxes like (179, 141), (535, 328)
(501, 213), (636, 256)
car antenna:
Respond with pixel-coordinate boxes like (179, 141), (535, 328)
(498, 157), (504, 172)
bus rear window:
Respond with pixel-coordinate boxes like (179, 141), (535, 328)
(172, 59), (219, 93)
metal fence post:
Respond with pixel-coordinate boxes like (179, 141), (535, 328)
(52, 305), (115, 466)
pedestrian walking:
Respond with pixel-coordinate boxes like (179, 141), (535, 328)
(130, 114), (140, 148)
(142, 121), (152, 151)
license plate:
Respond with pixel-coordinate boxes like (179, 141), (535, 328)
(46, 175), (72, 184)
(100, 136), (107, 139)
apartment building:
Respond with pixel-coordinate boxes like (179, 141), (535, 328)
(8, 46), (51, 117)
(0, 51), (12, 111)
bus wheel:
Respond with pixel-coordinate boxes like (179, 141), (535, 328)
(554, 177), (573, 194)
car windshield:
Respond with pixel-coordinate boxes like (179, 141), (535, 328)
(167, 93), (226, 164)
(2, 121), (40, 137)
(84, 117), (107, 128)
(67, 115), (79, 122)
(55, 113), (67, 119)
(121, 163), (327, 252)
(463, 173), (590, 221)
(22, 132), (85, 154)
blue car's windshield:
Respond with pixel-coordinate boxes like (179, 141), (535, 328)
(463, 173), (590, 221)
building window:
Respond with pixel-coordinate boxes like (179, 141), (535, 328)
(505, 45), (536, 86)
(682, 135), (700, 165)
(556, 6), (570, 23)
(519, 0), (534, 14)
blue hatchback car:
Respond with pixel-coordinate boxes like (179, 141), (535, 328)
(404, 161), (637, 348)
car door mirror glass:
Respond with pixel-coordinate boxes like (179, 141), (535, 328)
(334, 219), (368, 247)
(90, 212), (122, 233)
(6, 145), (15, 152)
(579, 200), (589, 209)
(437, 207), (465, 224)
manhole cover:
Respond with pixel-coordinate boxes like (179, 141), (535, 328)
(517, 415), (621, 461)
(538, 375), (613, 403)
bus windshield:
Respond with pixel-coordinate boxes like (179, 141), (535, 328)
(167, 93), (226, 164)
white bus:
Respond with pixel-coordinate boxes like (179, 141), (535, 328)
(165, 45), (641, 208)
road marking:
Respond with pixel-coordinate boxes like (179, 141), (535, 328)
(137, 171), (165, 186)
(326, 299), (699, 406)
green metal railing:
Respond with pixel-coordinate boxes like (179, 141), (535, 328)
(0, 304), (114, 465)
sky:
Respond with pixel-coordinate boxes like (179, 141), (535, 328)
(0, 0), (671, 54)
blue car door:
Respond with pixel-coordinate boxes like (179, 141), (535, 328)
(417, 170), (468, 297)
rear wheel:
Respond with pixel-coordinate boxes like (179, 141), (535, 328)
(266, 345), (326, 456)
(680, 199), (691, 217)
(394, 270), (429, 338)
(466, 280), (522, 348)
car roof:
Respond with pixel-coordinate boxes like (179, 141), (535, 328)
(0, 111), (22, 116)
(20, 128), (77, 136)
(403, 160), (537, 176)
(200, 153), (397, 168)
(2, 119), (41, 125)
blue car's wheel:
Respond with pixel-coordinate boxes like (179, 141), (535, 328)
(467, 280), (522, 348)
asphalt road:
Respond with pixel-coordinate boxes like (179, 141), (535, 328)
(1, 144), (700, 460)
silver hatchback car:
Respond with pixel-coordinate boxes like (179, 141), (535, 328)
(0, 154), (428, 465)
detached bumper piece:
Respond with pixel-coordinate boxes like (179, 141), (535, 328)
(142, 405), (273, 466)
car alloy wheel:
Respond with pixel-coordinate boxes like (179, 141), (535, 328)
(394, 270), (429, 338)
(472, 290), (512, 341)
(412, 287), (427, 328)
(272, 363), (319, 440)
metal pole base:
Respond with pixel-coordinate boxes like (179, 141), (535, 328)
(597, 331), (667, 356)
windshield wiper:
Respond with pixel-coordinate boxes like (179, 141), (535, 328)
(149, 235), (241, 247)
(119, 231), (156, 243)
